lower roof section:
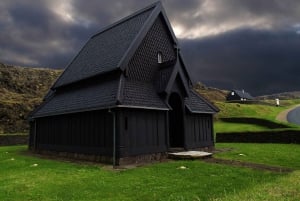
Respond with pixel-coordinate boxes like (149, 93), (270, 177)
(185, 90), (219, 114)
(121, 79), (169, 109)
(31, 77), (217, 119)
(32, 78), (120, 118)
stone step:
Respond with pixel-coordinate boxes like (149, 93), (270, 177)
(168, 151), (213, 160)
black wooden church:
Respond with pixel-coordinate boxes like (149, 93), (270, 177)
(29, 2), (219, 165)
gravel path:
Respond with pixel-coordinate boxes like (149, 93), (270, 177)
(276, 104), (300, 122)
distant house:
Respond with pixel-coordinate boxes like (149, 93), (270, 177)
(226, 89), (254, 101)
(29, 2), (219, 165)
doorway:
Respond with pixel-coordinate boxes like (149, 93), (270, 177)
(168, 93), (184, 147)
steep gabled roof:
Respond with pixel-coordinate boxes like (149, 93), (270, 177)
(31, 2), (218, 118)
(164, 58), (190, 97)
(53, 1), (177, 89)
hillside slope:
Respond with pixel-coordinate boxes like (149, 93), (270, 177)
(0, 63), (61, 133)
(258, 91), (300, 100)
(194, 82), (228, 102)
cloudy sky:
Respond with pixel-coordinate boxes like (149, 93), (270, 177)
(1, 0), (300, 95)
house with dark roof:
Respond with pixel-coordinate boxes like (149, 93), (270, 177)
(226, 89), (254, 101)
(29, 2), (219, 165)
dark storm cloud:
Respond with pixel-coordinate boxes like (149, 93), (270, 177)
(1, 0), (300, 94)
(181, 29), (300, 95)
(161, 0), (300, 38)
(0, 0), (98, 67)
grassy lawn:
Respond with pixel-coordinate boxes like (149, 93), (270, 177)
(215, 143), (300, 169)
(216, 99), (300, 120)
(214, 99), (300, 133)
(214, 121), (269, 132)
(216, 102), (285, 120)
(214, 143), (300, 200)
(1, 100), (300, 200)
(0, 144), (300, 201)
(0, 145), (296, 201)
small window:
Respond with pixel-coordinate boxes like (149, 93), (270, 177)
(231, 92), (235, 96)
(157, 52), (162, 64)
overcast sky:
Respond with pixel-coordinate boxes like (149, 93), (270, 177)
(1, 0), (300, 95)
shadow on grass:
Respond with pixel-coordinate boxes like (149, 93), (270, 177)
(219, 117), (290, 129)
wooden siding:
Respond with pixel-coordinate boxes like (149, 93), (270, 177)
(184, 113), (214, 148)
(34, 110), (113, 155)
(118, 109), (167, 157)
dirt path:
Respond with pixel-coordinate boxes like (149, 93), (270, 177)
(204, 158), (293, 173)
(276, 104), (300, 122)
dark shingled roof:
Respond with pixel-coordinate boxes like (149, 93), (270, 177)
(122, 79), (168, 109)
(185, 90), (219, 114)
(34, 78), (119, 117)
(53, 5), (155, 88)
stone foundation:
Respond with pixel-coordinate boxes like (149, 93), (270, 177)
(30, 146), (214, 166)
(32, 149), (113, 164)
(118, 152), (168, 165)
(31, 149), (168, 166)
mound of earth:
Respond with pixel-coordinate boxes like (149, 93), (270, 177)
(0, 63), (62, 133)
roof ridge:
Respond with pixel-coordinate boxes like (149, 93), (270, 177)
(91, 1), (161, 39)
(117, 2), (163, 70)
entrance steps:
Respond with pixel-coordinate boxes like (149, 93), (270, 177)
(168, 150), (213, 160)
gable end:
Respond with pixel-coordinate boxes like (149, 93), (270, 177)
(127, 15), (176, 82)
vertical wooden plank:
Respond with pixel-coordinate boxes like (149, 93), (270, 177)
(195, 115), (199, 143)
(199, 117), (203, 143)
(185, 115), (191, 147)
(158, 112), (165, 147)
(93, 111), (98, 146)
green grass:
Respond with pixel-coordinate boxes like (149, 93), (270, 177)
(213, 143), (300, 200)
(214, 121), (269, 133)
(212, 171), (300, 201)
(0, 145), (291, 201)
(215, 143), (300, 169)
(216, 101), (295, 120)
(214, 100), (300, 133)
(1, 100), (300, 200)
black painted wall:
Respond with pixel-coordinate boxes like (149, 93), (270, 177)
(185, 113), (214, 149)
(32, 110), (114, 155)
(118, 108), (168, 157)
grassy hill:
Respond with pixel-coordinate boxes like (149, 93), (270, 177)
(194, 82), (228, 102)
(258, 91), (300, 100)
(0, 63), (61, 134)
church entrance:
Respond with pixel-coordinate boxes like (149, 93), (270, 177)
(168, 93), (184, 147)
